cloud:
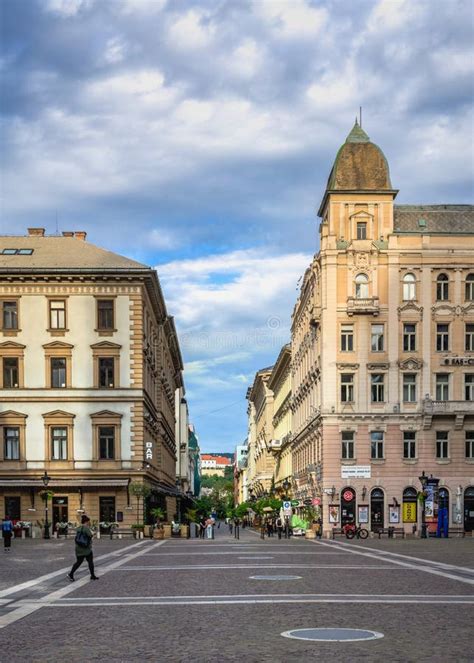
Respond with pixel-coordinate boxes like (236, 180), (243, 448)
(45, 0), (93, 17)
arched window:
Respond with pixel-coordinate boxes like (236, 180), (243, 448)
(466, 274), (474, 302)
(403, 273), (416, 301)
(355, 273), (369, 299)
(436, 273), (449, 301)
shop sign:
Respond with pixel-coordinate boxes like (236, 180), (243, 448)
(389, 506), (400, 524)
(442, 356), (474, 366)
(312, 498), (321, 506)
(341, 466), (371, 479)
(342, 490), (354, 502)
(328, 505), (339, 524)
(291, 499), (301, 507)
(145, 441), (153, 460)
(303, 498), (312, 506)
(402, 502), (417, 523)
(358, 505), (369, 524)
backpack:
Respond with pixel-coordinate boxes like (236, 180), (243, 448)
(75, 527), (91, 548)
(2, 520), (13, 533)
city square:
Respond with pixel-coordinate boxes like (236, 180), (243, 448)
(0, 528), (473, 661)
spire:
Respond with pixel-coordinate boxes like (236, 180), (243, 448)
(345, 119), (370, 144)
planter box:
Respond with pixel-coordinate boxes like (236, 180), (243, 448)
(180, 525), (189, 538)
(153, 528), (165, 540)
(305, 530), (316, 539)
(162, 524), (172, 538)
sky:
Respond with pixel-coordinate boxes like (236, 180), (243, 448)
(1, 0), (473, 453)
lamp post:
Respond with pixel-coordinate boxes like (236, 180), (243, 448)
(42, 471), (51, 540)
(175, 479), (181, 524)
(419, 471), (428, 539)
(282, 479), (291, 499)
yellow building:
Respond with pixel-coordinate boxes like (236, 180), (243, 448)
(291, 121), (474, 534)
(246, 366), (275, 497)
(0, 229), (184, 530)
(267, 344), (292, 492)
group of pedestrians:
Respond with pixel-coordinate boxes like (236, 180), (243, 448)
(198, 516), (216, 539)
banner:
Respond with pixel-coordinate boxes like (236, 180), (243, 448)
(402, 502), (417, 523)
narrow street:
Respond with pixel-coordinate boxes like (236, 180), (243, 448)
(0, 527), (473, 662)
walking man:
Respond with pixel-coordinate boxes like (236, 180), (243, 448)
(67, 515), (99, 581)
(2, 515), (13, 553)
(275, 516), (283, 540)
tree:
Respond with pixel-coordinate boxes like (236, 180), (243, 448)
(129, 482), (151, 526)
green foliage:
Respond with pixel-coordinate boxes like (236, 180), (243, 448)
(150, 507), (165, 522)
(194, 496), (213, 518)
(235, 502), (251, 518)
(129, 482), (151, 499)
(185, 508), (198, 523)
(39, 489), (54, 501)
(253, 497), (281, 515)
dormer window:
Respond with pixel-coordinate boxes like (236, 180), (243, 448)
(356, 222), (367, 240)
(355, 273), (369, 299)
(403, 273), (416, 301)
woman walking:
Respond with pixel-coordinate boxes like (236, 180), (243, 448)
(67, 515), (99, 581)
(2, 515), (13, 553)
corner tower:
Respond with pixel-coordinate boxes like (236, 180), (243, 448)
(318, 121), (398, 247)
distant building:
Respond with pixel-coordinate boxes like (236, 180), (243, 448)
(200, 454), (232, 477)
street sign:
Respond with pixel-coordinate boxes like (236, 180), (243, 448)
(312, 498), (321, 506)
(282, 500), (291, 510)
(342, 490), (354, 502)
(303, 498), (312, 506)
(291, 499), (300, 507)
(282, 500), (292, 517)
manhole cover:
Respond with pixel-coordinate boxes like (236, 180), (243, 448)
(281, 628), (384, 642)
(250, 575), (302, 580)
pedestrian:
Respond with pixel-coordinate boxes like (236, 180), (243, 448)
(228, 519), (233, 535)
(316, 517), (323, 540)
(2, 515), (13, 553)
(67, 515), (99, 582)
(275, 516), (283, 539)
(199, 517), (206, 539)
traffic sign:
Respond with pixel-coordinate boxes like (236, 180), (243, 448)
(342, 490), (354, 502)
(303, 498), (312, 506)
(282, 501), (291, 510)
(312, 498), (321, 506)
(291, 499), (300, 507)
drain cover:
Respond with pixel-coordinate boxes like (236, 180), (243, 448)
(250, 575), (302, 580)
(281, 628), (384, 642)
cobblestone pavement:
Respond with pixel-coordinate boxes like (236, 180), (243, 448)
(0, 527), (473, 662)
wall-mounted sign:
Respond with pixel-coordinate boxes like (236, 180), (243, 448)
(343, 490), (354, 502)
(442, 356), (474, 366)
(402, 502), (417, 523)
(291, 499), (301, 507)
(341, 466), (371, 479)
(312, 498), (321, 506)
(328, 505), (339, 524)
(389, 506), (400, 524)
(303, 498), (312, 506)
(358, 505), (369, 524)
(145, 441), (153, 460)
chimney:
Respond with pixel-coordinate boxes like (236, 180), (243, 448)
(62, 231), (74, 237)
(74, 231), (87, 241)
(27, 228), (45, 237)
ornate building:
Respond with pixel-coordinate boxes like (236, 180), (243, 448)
(246, 366), (275, 497)
(0, 229), (184, 529)
(291, 121), (474, 534)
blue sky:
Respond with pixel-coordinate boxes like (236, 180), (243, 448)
(1, 0), (473, 452)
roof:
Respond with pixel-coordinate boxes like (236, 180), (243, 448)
(201, 454), (232, 465)
(393, 205), (474, 234)
(0, 234), (148, 271)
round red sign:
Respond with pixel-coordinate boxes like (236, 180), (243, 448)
(312, 498), (321, 506)
(343, 490), (354, 502)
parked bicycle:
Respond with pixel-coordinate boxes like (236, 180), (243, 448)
(343, 523), (368, 539)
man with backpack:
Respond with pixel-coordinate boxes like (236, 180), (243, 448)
(67, 514), (99, 581)
(2, 515), (13, 553)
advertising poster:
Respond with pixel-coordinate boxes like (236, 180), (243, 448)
(389, 506), (400, 524)
(328, 505), (339, 524)
(358, 505), (369, 524)
(402, 502), (417, 523)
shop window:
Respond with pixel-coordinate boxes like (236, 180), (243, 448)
(99, 496), (116, 522)
(4, 496), (20, 520)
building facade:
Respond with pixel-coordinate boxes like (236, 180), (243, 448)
(291, 121), (474, 534)
(200, 454), (232, 477)
(246, 367), (275, 497)
(267, 345), (292, 492)
(0, 229), (184, 529)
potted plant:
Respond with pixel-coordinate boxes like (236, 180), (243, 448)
(129, 481), (151, 531)
(131, 523), (145, 539)
(150, 508), (165, 539)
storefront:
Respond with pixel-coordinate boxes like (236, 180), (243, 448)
(340, 487), (356, 526)
(464, 487), (474, 532)
(370, 488), (384, 531)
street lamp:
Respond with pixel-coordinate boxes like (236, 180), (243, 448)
(419, 471), (428, 539)
(175, 479), (181, 523)
(42, 471), (51, 540)
(282, 479), (291, 499)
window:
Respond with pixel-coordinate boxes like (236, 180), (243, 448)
(403, 374), (417, 402)
(355, 273), (369, 299)
(99, 496), (116, 522)
(465, 274), (474, 301)
(51, 357), (67, 388)
(403, 273), (416, 301)
(340, 374), (354, 402)
(2, 301), (18, 330)
(51, 427), (68, 460)
(465, 374), (474, 401)
(403, 431), (416, 459)
(3, 358), (19, 388)
(403, 323), (416, 352)
(4, 427), (20, 460)
(49, 300), (66, 329)
(371, 431), (384, 460)
(466, 431), (474, 460)
(99, 357), (115, 388)
(99, 426), (115, 460)
(371, 324), (384, 352)
(436, 431), (449, 459)
(341, 431), (354, 459)
(466, 324), (474, 352)
(341, 324), (354, 352)
(371, 374), (385, 402)
(435, 374), (449, 401)
(436, 274), (449, 301)
(97, 300), (114, 330)
(356, 222), (367, 239)
(436, 324), (449, 352)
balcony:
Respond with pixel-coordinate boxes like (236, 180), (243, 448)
(422, 399), (474, 429)
(346, 296), (380, 316)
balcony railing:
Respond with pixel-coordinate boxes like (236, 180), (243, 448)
(347, 296), (380, 316)
(422, 399), (474, 414)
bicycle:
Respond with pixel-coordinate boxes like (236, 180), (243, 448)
(343, 523), (369, 539)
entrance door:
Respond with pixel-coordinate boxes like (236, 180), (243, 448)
(99, 496), (116, 523)
(464, 487), (474, 532)
(370, 488), (384, 531)
(52, 497), (68, 529)
(340, 487), (356, 526)
(4, 496), (21, 521)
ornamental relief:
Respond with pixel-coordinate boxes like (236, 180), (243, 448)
(397, 301), (423, 320)
(431, 303), (459, 319)
(367, 362), (389, 371)
(398, 357), (423, 370)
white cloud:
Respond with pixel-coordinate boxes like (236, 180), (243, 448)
(45, 0), (93, 17)
(255, 0), (328, 38)
(167, 9), (215, 50)
(103, 37), (127, 64)
(120, 0), (167, 15)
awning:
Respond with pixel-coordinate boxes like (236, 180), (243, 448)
(0, 479), (129, 488)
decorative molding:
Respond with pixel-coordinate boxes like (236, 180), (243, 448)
(367, 362), (389, 371)
(337, 363), (359, 371)
(397, 301), (423, 320)
(398, 357), (423, 371)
